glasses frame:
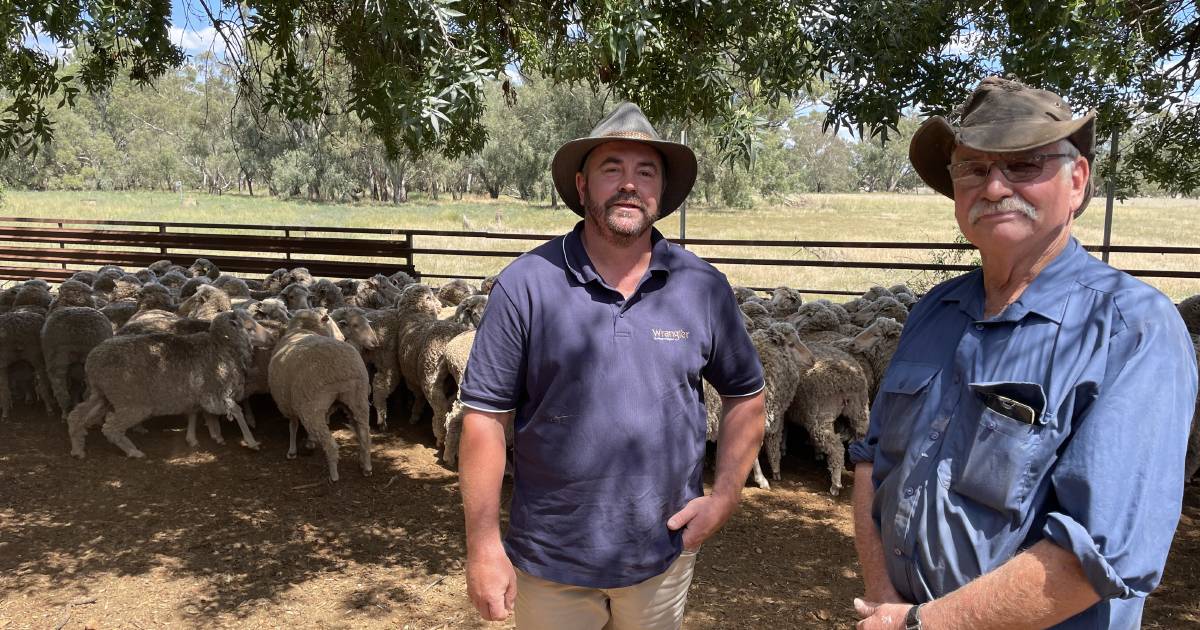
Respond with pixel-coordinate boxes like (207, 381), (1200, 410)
(946, 153), (1074, 187)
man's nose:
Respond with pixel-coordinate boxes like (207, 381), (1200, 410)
(980, 165), (1014, 201)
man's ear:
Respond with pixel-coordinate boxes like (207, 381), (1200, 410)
(575, 171), (587, 205)
(1069, 156), (1090, 217)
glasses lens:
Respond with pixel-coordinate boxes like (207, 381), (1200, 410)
(1003, 160), (1044, 182)
(949, 161), (990, 182)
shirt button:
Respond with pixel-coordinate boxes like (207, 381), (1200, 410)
(975, 324), (985, 331)
(904, 487), (914, 497)
(929, 431), (940, 440)
(893, 547), (903, 556)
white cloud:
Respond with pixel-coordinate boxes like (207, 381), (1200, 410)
(169, 25), (226, 55)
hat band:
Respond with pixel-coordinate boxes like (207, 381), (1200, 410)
(600, 130), (657, 141)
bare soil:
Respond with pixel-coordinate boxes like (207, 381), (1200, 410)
(1, 397), (1197, 629)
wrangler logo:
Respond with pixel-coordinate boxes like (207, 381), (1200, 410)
(651, 328), (690, 341)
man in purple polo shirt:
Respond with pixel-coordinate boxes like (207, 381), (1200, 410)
(458, 102), (767, 629)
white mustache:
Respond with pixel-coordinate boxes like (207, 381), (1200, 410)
(968, 195), (1038, 224)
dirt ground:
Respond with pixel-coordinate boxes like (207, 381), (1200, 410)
(1, 396), (1198, 629)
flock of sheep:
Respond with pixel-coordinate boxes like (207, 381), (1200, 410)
(0, 257), (1197, 492)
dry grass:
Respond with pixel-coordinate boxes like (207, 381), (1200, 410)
(4, 190), (1198, 299)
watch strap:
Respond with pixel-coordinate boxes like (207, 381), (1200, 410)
(904, 603), (923, 630)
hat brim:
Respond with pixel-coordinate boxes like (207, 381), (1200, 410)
(910, 112), (1096, 213)
(551, 137), (698, 219)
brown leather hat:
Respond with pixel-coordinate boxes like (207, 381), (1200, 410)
(909, 76), (1097, 214)
(551, 102), (697, 218)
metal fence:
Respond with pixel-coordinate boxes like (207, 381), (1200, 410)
(3, 217), (1199, 296)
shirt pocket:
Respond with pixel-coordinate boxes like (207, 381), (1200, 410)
(951, 381), (1047, 516)
(876, 361), (941, 462)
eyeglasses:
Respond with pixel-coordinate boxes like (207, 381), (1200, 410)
(946, 153), (1072, 187)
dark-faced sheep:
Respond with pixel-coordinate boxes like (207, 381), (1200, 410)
(68, 310), (270, 458)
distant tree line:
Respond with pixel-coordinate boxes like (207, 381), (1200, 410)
(0, 55), (932, 206)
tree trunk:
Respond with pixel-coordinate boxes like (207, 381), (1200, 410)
(247, 177), (254, 197)
(550, 186), (558, 208)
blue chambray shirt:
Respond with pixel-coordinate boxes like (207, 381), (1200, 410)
(460, 221), (764, 589)
(848, 237), (1198, 628)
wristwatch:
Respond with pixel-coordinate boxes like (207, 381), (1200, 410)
(904, 603), (923, 630)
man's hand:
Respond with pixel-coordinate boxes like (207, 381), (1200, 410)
(667, 494), (737, 551)
(466, 541), (517, 622)
(853, 598), (913, 630)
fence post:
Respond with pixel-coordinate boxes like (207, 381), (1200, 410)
(284, 229), (292, 261)
(159, 224), (167, 257)
(58, 222), (65, 270)
(405, 232), (416, 278)
(1102, 128), (1119, 264)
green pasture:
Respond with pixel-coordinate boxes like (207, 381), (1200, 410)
(4, 190), (1199, 300)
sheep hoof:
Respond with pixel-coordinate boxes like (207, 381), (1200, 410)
(243, 440), (261, 451)
(70, 450), (86, 459)
(361, 468), (372, 477)
(213, 437), (226, 445)
(127, 450), (146, 459)
(186, 437), (199, 448)
(286, 451), (298, 460)
(829, 484), (841, 497)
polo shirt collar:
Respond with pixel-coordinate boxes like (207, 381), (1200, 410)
(939, 237), (1084, 324)
(561, 220), (673, 287)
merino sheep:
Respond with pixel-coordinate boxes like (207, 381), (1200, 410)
(213, 275), (251, 298)
(188, 258), (221, 280)
(311, 279), (347, 310)
(438, 329), (476, 467)
(436, 279), (473, 307)
(350, 274), (403, 309)
(1180, 295), (1200, 336)
(706, 322), (814, 489)
(477, 275), (497, 295)
(0, 310), (54, 420)
(248, 298), (290, 323)
(178, 284), (232, 321)
(287, 267), (314, 288)
(832, 317), (903, 401)
(268, 313), (373, 481)
(279, 284), (312, 311)
(787, 301), (844, 338)
(41, 306), (113, 418)
(179, 276), (211, 299)
(133, 269), (157, 285)
(355, 284), (442, 431)
(850, 295), (909, 327)
(12, 281), (52, 313)
(147, 259), (175, 277)
(1186, 333), (1200, 482)
(390, 270), (417, 289)
(768, 287), (804, 318)
(740, 301), (773, 331)
(69, 270), (98, 286)
(785, 341), (872, 496)
(101, 283), (175, 332)
(862, 286), (894, 302)
(68, 310), (270, 458)
(48, 280), (97, 311)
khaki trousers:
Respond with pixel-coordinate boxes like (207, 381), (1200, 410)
(514, 549), (699, 630)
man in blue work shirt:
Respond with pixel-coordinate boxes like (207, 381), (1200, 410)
(457, 102), (767, 629)
(850, 76), (1198, 630)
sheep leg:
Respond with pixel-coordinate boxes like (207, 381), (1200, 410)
(807, 412), (847, 496)
(301, 411), (339, 482)
(223, 399), (260, 451)
(0, 365), (10, 422)
(764, 426), (784, 483)
(287, 417), (300, 460)
(47, 361), (74, 420)
(33, 362), (55, 417)
(67, 393), (108, 458)
(204, 413), (225, 445)
(442, 401), (465, 469)
(370, 365), (400, 431)
(407, 387), (426, 425)
(243, 401), (256, 429)
(185, 412), (201, 448)
(101, 408), (149, 458)
(344, 388), (373, 477)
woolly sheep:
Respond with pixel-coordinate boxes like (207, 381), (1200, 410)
(311, 279), (347, 310)
(1179, 295), (1200, 336)
(478, 275), (497, 295)
(279, 284), (312, 311)
(48, 280), (96, 311)
(862, 286), (894, 302)
(437, 279), (473, 307)
(213, 274), (251, 298)
(179, 276), (211, 299)
(109, 274), (144, 303)
(787, 301), (843, 337)
(247, 298), (291, 324)
(437, 329), (476, 467)
(287, 267), (314, 288)
(390, 270), (417, 288)
(68, 310), (270, 458)
(731, 285), (758, 304)
(147, 259), (175, 277)
(69, 270), (98, 286)
(0, 311), (54, 420)
(768, 286), (804, 318)
(133, 269), (157, 285)
(850, 295), (909, 327)
(832, 317), (904, 400)
(188, 258), (221, 280)
(268, 312), (373, 481)
(356, 274), (403, 309)
(178, 284), (232, 321)
(262, 268), (291, 294)
(784, 341), (872, 496)
(42, 305), (114, 417)
(356, 285), (442, 431)
(706, 322), (814, 489)
(1185, 334), (1199, 482)
(841, 297), (866, 313)
(740, 301), (773, 331)
(12, 282), (52, 313)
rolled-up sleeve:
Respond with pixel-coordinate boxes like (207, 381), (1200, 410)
(459, 280), (527, 413)
(1042, 317), (1198, 599)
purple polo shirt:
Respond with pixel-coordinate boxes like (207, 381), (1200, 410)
(459, 221), (764, 588)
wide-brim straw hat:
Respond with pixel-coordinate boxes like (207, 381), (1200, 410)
(909, 76), (1097, 214)
(551, 102), (697, 218)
